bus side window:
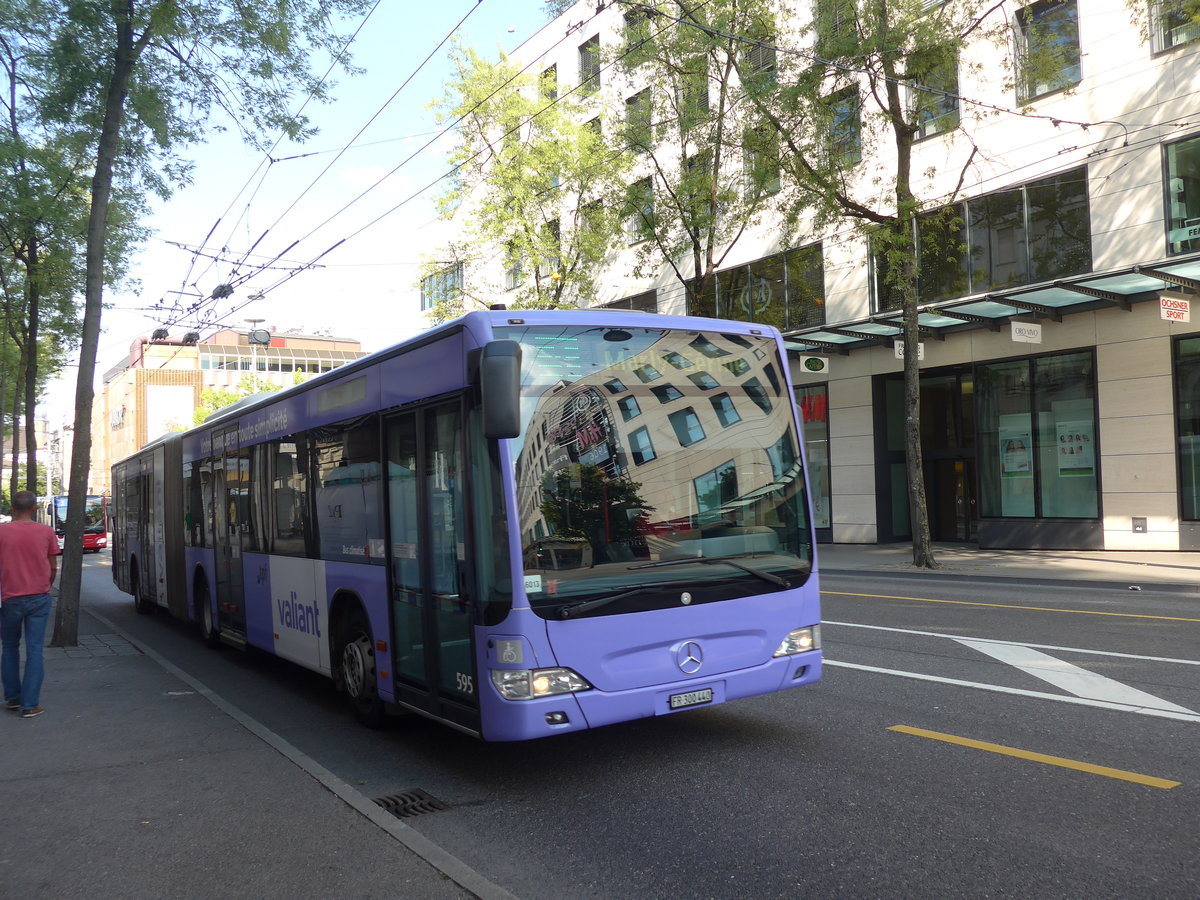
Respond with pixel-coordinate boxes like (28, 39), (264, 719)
(272, 439), (308, 557)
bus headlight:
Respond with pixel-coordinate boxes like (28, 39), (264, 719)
(491, 667), (592, 700)
(774, 625), (821, 657)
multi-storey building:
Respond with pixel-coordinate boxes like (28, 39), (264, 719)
(419, 0), (1200, 551)
(90, 328), (366, 493)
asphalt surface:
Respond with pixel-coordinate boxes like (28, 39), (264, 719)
(2, 542), (1197, 898)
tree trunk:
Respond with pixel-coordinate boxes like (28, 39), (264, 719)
(52, 7), (138, 647)
(23, 235), (40, 495)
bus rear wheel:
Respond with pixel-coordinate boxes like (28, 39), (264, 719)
(197, 581), (220, 648)
(132, 562), (154, 615)
(340, 609), (384, 729)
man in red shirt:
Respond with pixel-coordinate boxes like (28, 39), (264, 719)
(1, 490), (61, 718)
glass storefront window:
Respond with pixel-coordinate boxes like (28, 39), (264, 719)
(977, 351), (1097, 519)
(795, 384), (831, 530)
(1166, 135), (1200, 255)
(1176, 337), (1200, 520)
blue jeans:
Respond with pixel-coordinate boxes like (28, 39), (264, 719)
(1, 593), (52, 710)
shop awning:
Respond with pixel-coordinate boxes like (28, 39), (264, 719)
(783, 253), (1200, 355)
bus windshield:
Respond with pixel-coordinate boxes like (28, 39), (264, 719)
(52, 495), (107, 534)
(498, 323), (812, 620)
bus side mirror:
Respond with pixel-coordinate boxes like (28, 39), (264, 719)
(480, 340), (521, 439)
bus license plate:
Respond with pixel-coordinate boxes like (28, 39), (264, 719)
(669, 689), (713, 709)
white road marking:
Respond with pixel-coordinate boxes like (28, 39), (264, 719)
(823, 620), (1200, 666)
(825, 661), (1200, 724)
(954, 639), (1198, 715)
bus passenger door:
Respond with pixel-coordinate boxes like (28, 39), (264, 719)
(212, 427), (248, 639)
(386, 401), (477, 729)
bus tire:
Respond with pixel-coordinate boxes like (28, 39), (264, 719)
(339, 609), (385, 729)
(197, 580), (220, 649)
(132, 561), (154, 615)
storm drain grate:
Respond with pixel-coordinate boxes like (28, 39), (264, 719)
(373, 789), (450, 819)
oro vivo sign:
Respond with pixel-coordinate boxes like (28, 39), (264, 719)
(1161, 294), (1191, 323)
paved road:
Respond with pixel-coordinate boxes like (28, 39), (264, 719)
(84, 557), (1200, 898)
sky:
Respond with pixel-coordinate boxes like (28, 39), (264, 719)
(44, 0), (559, 421)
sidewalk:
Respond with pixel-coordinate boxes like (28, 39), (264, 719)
(817, 542), (1200, 594)
(0, 607), (510, 900)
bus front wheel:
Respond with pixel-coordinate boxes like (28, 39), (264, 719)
(339, 609), (384, 729)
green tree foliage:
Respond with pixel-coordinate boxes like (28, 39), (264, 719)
(193, 374), (283, 425)
(729, 0), (1013, 566)
(540, 463), (651, 565)
(16, 0), (373, 645)
(607, 0), (798, 309)
(424, 44), (632, 320)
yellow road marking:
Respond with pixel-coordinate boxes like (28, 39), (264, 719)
(823, 590), (1200, 623)
(889, 725), (1181, 789)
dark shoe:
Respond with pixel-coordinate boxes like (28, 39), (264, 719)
(4, 700), (19, 711)
(21, 707), (44, 718)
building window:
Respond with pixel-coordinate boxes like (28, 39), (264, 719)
(678, 56), (710, 123)
(826, 87), (862, 165)
(744, 125), (781, 198)
(578, 35), (601, 96)
(688, 372), (719, 390)
(910, 48), (960, 139)
(744, 377), (773, 414)
(628, 426), (656, 464)
(420, 262), (462, 311)
(690, 335), (730, 358)
(1166, 134), (1200, 254)
(652, 385), (683, 403)
(623, 9), (653, 65)
(634, 364), (662, 382)
(814, 0), (854, 56)
(1152, 0), (1200, 52)
(1177, 336), (1200, 520)
(976, 350), (1098, 519)
(604, 378), (627, 394)
(689, 243), (825, 329)
(617, 395), (642, 422)
(663, 351), (692, 369)
(504, 242), (524, 291)
(540, 65), (557, 101)
(742, 39), (777, 92)
(1015, 0), (1081, 103)
(694, 460), (737, 524)
(710, 393), (741, 427)
(625, 89), (652, 151)
(604, 290), (657, 313)
(873, 167), (1090, 311)
(624, 176), (655, 243)
(669, 407), (706, 447)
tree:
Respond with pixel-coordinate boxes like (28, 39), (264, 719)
(720, 0), (1015, 567)
(20, 0), (373, 646)
(540, 463), (651, 565)
(608, 0), (805, 316)
(423, 44), (632, 320)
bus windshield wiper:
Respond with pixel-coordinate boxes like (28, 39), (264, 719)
(557, 583), (674, 620)
(628, 555), (791, 587)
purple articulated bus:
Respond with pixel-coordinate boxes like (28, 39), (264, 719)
(111, 309), (821, 741)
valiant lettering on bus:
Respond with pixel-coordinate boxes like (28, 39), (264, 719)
(277, 591), (321, 637)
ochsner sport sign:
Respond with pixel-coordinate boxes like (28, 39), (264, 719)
(1161, 293), (1191, 323)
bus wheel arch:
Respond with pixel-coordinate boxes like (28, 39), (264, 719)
(330, 593), (385, 729)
